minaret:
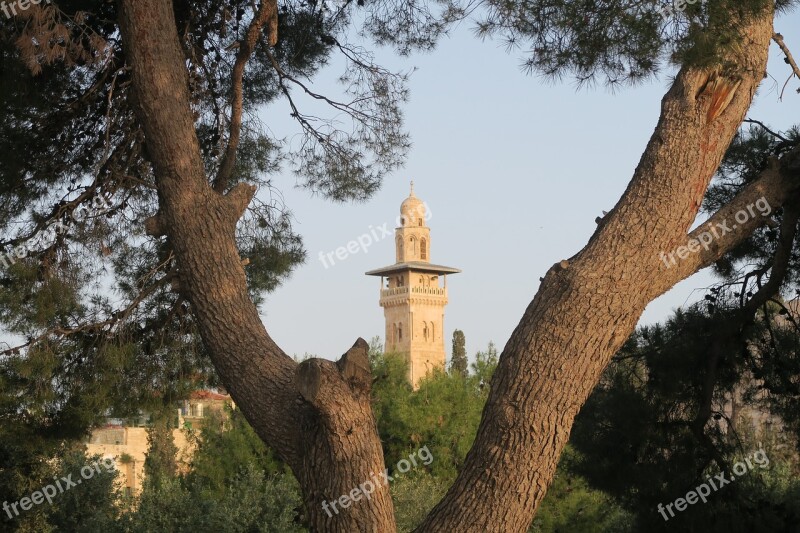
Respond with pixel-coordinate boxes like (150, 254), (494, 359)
(366, 182), (461, 388)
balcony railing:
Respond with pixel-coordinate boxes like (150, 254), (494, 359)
(380, 286), (446, 298)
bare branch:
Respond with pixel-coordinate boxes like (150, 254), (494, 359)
(773, 32), (800, 100)
(743, 118), (790, 142)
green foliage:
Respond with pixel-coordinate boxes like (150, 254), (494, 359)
(186, 407), (288, 497)
(471, 341), (499, 387)
(371, 341), (494, 481)
(450, 329), (467, 378)
(46, 450), (120, 533)
(122, 403), (303, 532)
(0, 427), (60, 532)
(531, 446), (634, 533)
(124, 466), (304, 533)
(391, 470), (450, 532)
(569, 303), (800, 531)
(474, 0), (792, 87)
(0, 445), (120, 533)
(142, 413), (179, 491)
(0, 348), (111, 531)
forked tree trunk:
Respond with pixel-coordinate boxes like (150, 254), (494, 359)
(115, 0), (800, 531)
(117, 1), (394, 530)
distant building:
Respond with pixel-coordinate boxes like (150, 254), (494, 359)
(85, 390), (233, 497)
(178, 389), (232, 431)
(366, 183), (460, 387)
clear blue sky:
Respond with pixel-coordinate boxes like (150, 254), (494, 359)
(259, 11), (800, 362)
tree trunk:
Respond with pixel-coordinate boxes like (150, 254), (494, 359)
(116, 0), (395, 530)
(416, 6), (784, 532)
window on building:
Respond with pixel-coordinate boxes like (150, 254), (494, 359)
(423, 322), (429, 341)
(410, 237), (416, 256)
(398, 323), (403, 341)
(396, 237), (403, 258)
(421, 238), (427, 260)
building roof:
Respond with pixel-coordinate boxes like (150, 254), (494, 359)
(189, 390), (231, 401)
(365, 261), (462, 277)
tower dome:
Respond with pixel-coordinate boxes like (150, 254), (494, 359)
(400, 181), (426, 226)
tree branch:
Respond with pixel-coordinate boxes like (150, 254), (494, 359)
(664, 146), (800, 285)
(0, 262), (175, 357)
(773, 32), (800, 80)
(743, 118), (789, 143)
(772, 32), (800, 100)
(213, 0), (278, 193)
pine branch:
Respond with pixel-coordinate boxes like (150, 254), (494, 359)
(213, 0), (279, 193)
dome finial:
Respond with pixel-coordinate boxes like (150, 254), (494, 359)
(410, 180), (415, 196)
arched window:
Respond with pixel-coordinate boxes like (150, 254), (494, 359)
(398, 323), (403, 341)
(410, 237), (417, 257)
(418, 218), (422, 226)
(396, 236), (403, 258)
(423, 322), (429, 341)
(430, 322), (435, 342)
(420, 238), (427, 260)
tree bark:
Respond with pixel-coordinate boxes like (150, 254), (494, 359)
(417, 6), (791, 532)
(116, 1), (395, 530)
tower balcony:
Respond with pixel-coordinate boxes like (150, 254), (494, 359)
(381, 286), (447, 298)
(379, 286), (448, 307)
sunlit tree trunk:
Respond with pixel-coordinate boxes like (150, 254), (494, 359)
(417, 6), (785, 531)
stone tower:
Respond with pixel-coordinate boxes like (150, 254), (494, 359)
(366, 183), (460, 387)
